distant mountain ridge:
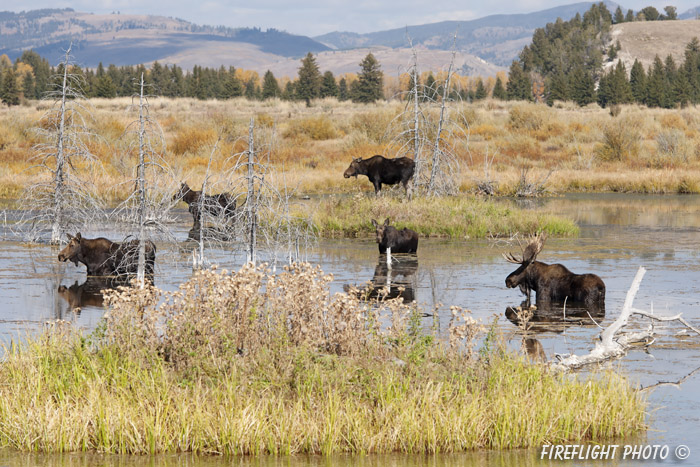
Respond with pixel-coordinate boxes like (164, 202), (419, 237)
(314, 2), (621, 66)
(2, 3), (700, 78)
(0, 8), (330, 65)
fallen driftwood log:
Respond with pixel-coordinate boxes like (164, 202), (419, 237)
(551, 267), (700, 371)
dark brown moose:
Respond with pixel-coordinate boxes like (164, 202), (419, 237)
(58, 233), (156, 277)
(343, 155), (414, 196)
(173, 182), (237, 224)
(503, 233), (605, 311)
(371, 218), (418, 254)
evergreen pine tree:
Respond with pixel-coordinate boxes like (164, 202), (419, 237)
(612, 60), (632, 104)
(21, 71), (35, 101)
(569, 66), (595, 106)
(1, 67), (20, 106)
(282, 81), (296, 100)
(546, 69), (570, 105)
(95, 75), (117, 98)
(673, 68), (691, 107)
(150, 61), (169, 96)
(506, 61), (532, 101)
(614, 6), (625, 23)
(629, 59), (647, 103)
(425, 73), (437, 99)
(646, 56), (669, 108)
(597, 72), (612, 107)
(639, 6), (660, 21)
(474, 78), (487, 100)
(222, 68), (244, 99)
(625, 9), (635, 22)
(320, 71), (339, 98)
(663, 6), (677, 20)
(296, 52), (321, 103)
(261, 70), (281, 99)
(20, 50), (50, 98)
(683, 38), (700, 103)
(352, 53), (384, 103)
(244, 77), (259, 99)
(338, 77), (348, 101)
(492, 76), (507, 99)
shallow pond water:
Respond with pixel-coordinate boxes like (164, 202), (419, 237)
(0, 193), (699, 465)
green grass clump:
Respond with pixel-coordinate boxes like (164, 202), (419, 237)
(308, 195), (578, 238)
(0, 264), (645, 455)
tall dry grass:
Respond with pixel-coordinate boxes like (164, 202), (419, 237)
(1, 97), (699, 202)
(0, 263), (647, 455)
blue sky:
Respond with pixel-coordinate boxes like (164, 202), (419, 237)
(9, 1), (700, 36)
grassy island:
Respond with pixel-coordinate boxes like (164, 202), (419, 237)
(0, 264), (645, 455)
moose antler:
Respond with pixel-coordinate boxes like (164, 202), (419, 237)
(502, 232), (547, 264)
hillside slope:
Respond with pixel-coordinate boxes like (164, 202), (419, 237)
(0, 9), (329, 67)
(608, 19), (700, 72)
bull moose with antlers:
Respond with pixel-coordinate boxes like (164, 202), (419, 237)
(503, 232), (606, 311)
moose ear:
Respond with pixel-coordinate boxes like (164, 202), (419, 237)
(75, 232), (82, 240)
(65, 233), (73, 240)
(384, 218), (390, 226)
(371, 219), (378, 227)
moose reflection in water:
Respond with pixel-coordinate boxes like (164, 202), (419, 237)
(503, 232), (605, 313)
(57, 276), (128, 312)
(173, 182), (237, 226)
(505, 304), (604, 333)
(344, 257), (418, 303)
(58, 233), (156, 277)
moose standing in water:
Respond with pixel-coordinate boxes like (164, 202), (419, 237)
(503, 233), (605, 311)
(371, 218), (419, 254)
(344, 155), (415, 196)
(58, 233), (156, 277)
(173, 182), (237, 225)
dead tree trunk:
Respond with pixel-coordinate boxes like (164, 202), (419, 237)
(427, 33), (457, 195)
(50, 48), (70, 245)
(246, 118), (257, 264)
(552, 266), (700, 371)
(135, 74), (148, 287)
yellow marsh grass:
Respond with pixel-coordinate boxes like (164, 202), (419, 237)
(1, 98), (699, 202)
(306, 195), (579, 238)
(0, 263), (646, 455)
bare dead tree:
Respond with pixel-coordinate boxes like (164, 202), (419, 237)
(224, 118), (315, 268)
(12, 44), (104, 244)
(112, 73), (177, 287)
(427, 31), (460, 196)
(552, 267), (700, 371)
(514, 166), (553, 197)
(474, 145), (498, 196)
(386, 31), (465, 197)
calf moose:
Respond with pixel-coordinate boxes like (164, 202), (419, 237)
(58, 233), (156, 277)
(344, 155), (414, 196)
(173, 182), (237, 224)
(371, 218), (418, 254)
(503, 233), (605, 311)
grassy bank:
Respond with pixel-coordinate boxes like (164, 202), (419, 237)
(0, 264), (645, 455)
(306, 196), (579, 238)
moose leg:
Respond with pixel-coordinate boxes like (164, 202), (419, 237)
(403, 180), (413, 200)
(372, 179), (382, 196)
